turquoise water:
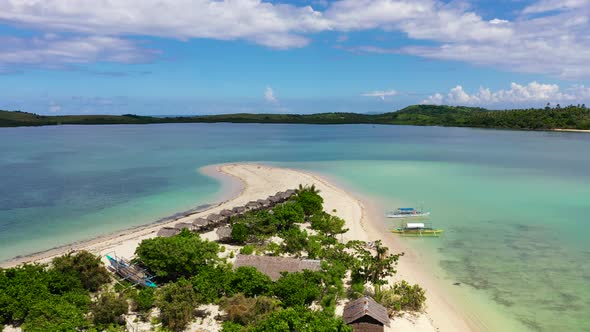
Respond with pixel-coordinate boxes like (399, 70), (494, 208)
(1, 123), (589, 331)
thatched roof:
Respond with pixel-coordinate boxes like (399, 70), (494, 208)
(174, 222), (193, 231)
(192, 218), (209, 228)
(232, 206), (247, 214)
(207, 213), (223, 222)
(234, 254), (321, 281)
(157, 227), (180, 237)
(216, 226), (232, 241)
(343, 296), (389, 326)
(219, 209), (233, 217)
(285, 189), (296, 197)
(245, 201), (261, 209)
(268, 195), (281, 203)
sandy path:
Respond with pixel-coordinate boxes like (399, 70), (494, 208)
(1, 163), (475, 332)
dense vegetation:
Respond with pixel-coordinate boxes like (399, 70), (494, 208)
(2, 104), (589, 130)
(0, 185), (426, 331)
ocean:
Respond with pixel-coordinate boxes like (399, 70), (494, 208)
(1, 123), (589, 331)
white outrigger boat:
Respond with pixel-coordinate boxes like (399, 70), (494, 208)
(391, 222), (443, 237)
(386, 207), (430, 218)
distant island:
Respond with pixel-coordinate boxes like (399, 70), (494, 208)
(1, 104), (589, 131)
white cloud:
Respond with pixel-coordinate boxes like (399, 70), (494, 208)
(422, 82), (590, 107)
(0, 35), (155, 71)
(0, 0), (589, 79)
(264, 86), (278, 103)
(361, 89), (398, 100)
(522, 0), (589, 14)
(48, 102), (61, 113)
(0, 0), (329, 49)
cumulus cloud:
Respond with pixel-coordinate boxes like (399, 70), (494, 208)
(264, 87), (278, 103)
(0, 0), (589, 79)
(0, 34), (156, 71)
(422, 82), (590, 107)
(522, 0), (588, 14)
(361, 89), (398, 100)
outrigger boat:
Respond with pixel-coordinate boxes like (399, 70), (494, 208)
(391, 222), (443, 237)
(386, 207), (430, 218)
(106, 254), (157, 288)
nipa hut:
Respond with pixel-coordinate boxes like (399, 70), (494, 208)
(219, 209), (233, 218)
(233, 254), (321, 281)
(216, 226), (233, 243)
(174, 222), (193, 231)
(343, 296), (389, 332)
(232, 206), (247, 214)
(284, 189), (297, 197)
(268, 195), (281, 204)
(245, 201), (261, 210)
(157, 227), (180, 238)
(192, 218), (210, 231)
(207, 213), (223, 224)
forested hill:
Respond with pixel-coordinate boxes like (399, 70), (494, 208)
(1, 104), (589, 130)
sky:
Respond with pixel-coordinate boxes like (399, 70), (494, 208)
(1, 0), (590, 115)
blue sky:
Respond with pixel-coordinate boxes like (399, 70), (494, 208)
(1, 0), (589, 115)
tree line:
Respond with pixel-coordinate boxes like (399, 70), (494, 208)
(2, 104), (589, 130)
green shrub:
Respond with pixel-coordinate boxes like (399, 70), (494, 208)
(226, 267), (273, 298)
(51, 251), (110, 292)
(190, 265), (232, 304)
(272, 202), (305, 231)
(156, 279), (199, 330)
(239, 245), (254, 255)
(221, 321), (244, 332)
(221, 294), (279, 326)
(90, 291), (129, 329)
(231, 223), (249, 244)
(375, 281), (427, 314)
(135, 230), (221, 281)
(294, 189), (324, 217)
(273, 271), (321, 307)
(135, 288), (156, 312)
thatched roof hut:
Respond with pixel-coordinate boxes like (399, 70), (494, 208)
(174, 222), (193, 231)
(245, 201), (261, 210)
(285, 189), (296, 197)
(157, 227), (180, 238)
(216, 226), (233, 242)
(219, 209), (233, 217)
(232, 206), (247, 214)
(192, 218), (210, 230)
(207, 213), (223, 223)
(343, 296), (389, 332)
(268, 195), (281, 203)
(234, 254), (321, 281)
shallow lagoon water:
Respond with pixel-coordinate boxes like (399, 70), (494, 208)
(1, 123), (589, 331)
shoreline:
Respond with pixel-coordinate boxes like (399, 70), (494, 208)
(552, 128), (590, 133)
(0, 163), (475, 332)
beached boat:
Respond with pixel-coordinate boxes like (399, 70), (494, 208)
(106, 254), (157, 288)
(391, 222), (443, 236)
(386, 207), (430, 218)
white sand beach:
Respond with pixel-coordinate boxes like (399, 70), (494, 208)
(1, 163), (476, 332)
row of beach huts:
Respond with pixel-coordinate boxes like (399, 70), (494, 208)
(156, 189), (297, 239)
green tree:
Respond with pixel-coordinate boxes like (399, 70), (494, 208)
(135, 230), (221, 281)
(272, 202), (305, 232)
(90, 291), (129, 329)
(22, 295), (89, 332)
(157, 279), (199, 331)
(273, 271), (322, 307)
(250, 307), (352, 332)
(310, 212), (348, 238)
(294, 189), (324, 217)
(280, 227), (309, 256)
(350, 240), (402, 296)
(226, 267), (273, 297)
(191, 265), (232, 304)
(231, 222), (249, 244)
(51, 251), (110, 292)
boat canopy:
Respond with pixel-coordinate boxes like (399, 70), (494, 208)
(398, 208), (415, 211)
(406, 223), (425, 228)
